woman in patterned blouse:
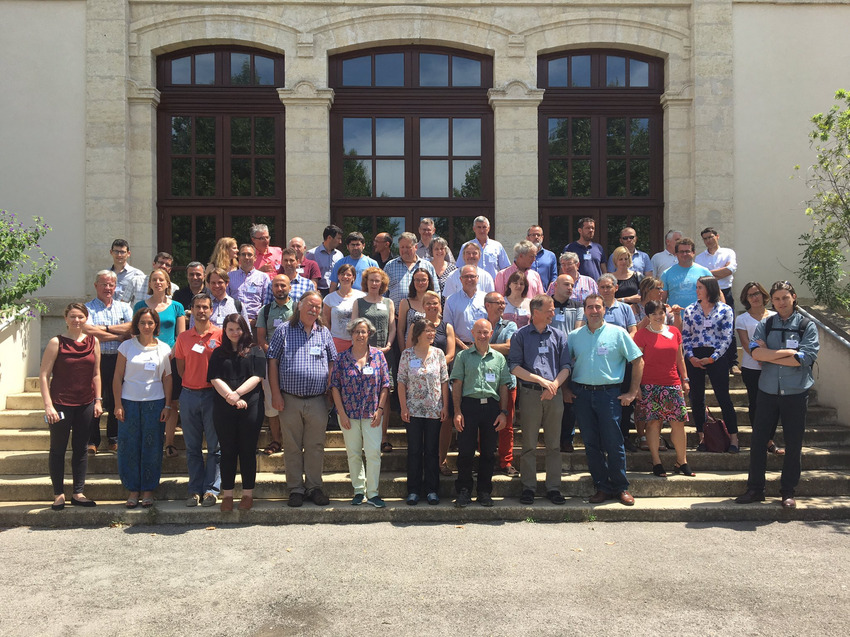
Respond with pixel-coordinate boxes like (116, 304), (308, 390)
(681, 276), (739, 452)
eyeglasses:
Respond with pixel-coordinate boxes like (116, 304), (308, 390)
(747, 292), (764, 299)
(486, 300), (506, 305)
(621, 236), (636, 241)
(111, 249), (128, 256)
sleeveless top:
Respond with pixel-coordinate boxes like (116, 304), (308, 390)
(50, 334), (97, 406)
(405, 306), (426, 336)
(433, 320), (449, 355)
(435, 262), (457, 296)
(615, 272), (641, 300)
(357, 297), (393, 348)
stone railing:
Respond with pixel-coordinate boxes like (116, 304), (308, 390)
(0, 309), (41, 407)
(799, 307), (850, 425)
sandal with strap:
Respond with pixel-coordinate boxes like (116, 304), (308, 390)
(673, 462), (696, 477)
(262, 440), (282, 456)
(767, 442), (786, 456)
(652, 463), (667, 478)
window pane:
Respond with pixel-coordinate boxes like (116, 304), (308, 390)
(376, 216), (406, 246)
(255, 56), (275, 85)
(231, 117), (252, 155)
(343, 118), (372, 156)
(195, 117), (216, 155)
(547, 58), (567, 88)
(630, 59), (649, 87)
(419, 53), (449, 87)
(375, 53), (404, 87)
(420, 160), (448, 196)
(573, 160), (591, 197)
(548, 161), (568, 197)
(231, 158), (252, 196)
(420, 118), (448, 155)
(452, 119), (481, 156)
(572, 118), (592, 155)
(255, 158), (276, 197)
(343, 159), (373, 196)
(607, 159), (627, 196)
(196, 216), (218, 264)
(195, 159), (216, 196)
(343, 217), (375, 248)
(451, 217), (474, 256)
(431, 217), (450, 242)
(548, 215), (574, 255)
(171, 158), (191, 196)
(375, 118), (404, 156)
(231, 53), (252, 85)
(607, 118), (627, 155)
(630, 159), (650, 197)
(171, 116), (191, 154)
(195, 53), (215, 85)
(171, 57), (191, 84)
(571, 55), (591, 87)
(375, 160), (405, 197)
(630, 118), (650, 155)
(170, 216), (191, 270)
(606, 56), (626, 87)
(452, 160), (481, 198)
(255, 117), (275, 155)
(548, 118), (568, 155)
(452, 57), (481, 87)
(230, 217), (254, 246)
(342, 56), (371, 86)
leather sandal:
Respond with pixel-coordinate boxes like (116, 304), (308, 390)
(673, 462), (696, 477)
(262, 440), (282, 456)
(652, 463), (667, 478)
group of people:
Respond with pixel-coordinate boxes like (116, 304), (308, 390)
(39, 216), (819, 512)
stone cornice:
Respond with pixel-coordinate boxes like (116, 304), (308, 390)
(278, 81), (334, 108)
(488, 81), (545, 108)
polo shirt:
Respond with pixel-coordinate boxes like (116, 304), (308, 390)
(565, 241), (606, 280)
(508, 321), (571, 382)
(173, 325), (222, 390)
(551, 298), (584, 335)
(331, 254), (379, 290)
(567, 322), (642, 386)
(450, 346), (512, 401)
(660, 263), (712, 308)
(604, 300), (637, 331)
(607, 249), (652, 277)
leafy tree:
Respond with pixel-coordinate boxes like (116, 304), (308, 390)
(796, 89), (850, 309)
(342, 150), (372, 197)
(0, 210), (57, 319)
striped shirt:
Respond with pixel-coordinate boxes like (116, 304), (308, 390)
(85, 297), (134, 355)
(227, 268), (270, 320)
(267, 321), (337, 397)
(384, 257), (439, 307)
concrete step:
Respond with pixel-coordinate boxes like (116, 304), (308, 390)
(3, 469), (850, 502)
(3, 446), (848, 476)
(2, 494), (850, 527)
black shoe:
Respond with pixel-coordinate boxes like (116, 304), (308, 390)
(546, 490), (566, 505)
(477, 492), (494, 507)
(287, 492), (304, 508)
(308, 489), (330, 506)
(454, 488), (471, 508)
(734, 490), (765, 504)
(519, 489), (535, 505)
(70, 497), (96, 508)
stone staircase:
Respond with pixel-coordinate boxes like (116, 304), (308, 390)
(2, 373), (850, 526)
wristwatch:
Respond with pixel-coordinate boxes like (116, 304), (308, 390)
(500, 409), (508, 415)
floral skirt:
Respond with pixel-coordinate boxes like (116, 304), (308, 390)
(636, 384), (689, 423)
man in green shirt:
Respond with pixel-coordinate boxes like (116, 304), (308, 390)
(256, 274), (294, 456)
(450, 319), (511, 507)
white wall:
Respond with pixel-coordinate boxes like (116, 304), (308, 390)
(733, 4), (850, 292)
(0, 0), (87, 298)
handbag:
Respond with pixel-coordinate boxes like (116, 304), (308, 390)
(703, 407), (731, 453)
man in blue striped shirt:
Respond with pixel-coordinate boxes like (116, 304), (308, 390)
(267, 291), (337, 508)
(227, 244), (271, 332)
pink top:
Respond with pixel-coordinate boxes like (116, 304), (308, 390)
(254, 247), (283, 279)
(494, 264), (545, 299)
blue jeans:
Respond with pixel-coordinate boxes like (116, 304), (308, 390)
(573, 384), (629, 494)
(117, 398), (165, 492)
(180, 388), (220, 496)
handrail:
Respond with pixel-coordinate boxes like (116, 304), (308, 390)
(0, 307), (31, 333)
(798, 306), (850, 351)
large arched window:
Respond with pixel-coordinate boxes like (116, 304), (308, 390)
(329, 46), (494, 255)
(538, 50), (664, 258)
(156, 46), (285, 284)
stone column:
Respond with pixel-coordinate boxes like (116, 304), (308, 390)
(127, 83), (160, 265)
(661, 91), (694, 234)
(85, 0), (130, 279)
(488, 81), (545, 245)
(278, 82), (334, 245)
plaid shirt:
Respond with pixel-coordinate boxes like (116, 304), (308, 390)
(227, 268), (270, 319)
(266, 274), (315, 306)
(85, 297), (134, 354)
(267, 321), (337, 397)
(384, 257), (439, 306)
(112, 264), (146, 305)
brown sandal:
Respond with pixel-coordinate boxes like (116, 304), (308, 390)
(262, 440), (282, 456)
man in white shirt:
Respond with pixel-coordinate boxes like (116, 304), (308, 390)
(444, 265), (488, 350)
(695, 226), (740, 373)
(441, 242), (495, 298)
(650, 229), (682, 277)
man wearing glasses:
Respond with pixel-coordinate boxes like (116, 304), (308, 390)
(527, 225), (558, 291)
(108, 239), (146, 305)
(444, 265), (488, 350)
(141, 252), (179, 299)
(660, 238), (712, 309)
(607, 226), (653, 277)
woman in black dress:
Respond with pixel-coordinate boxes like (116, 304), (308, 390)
(208, 313), (266, 511)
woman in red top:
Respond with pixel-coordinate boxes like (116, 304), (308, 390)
(633, 301), (694, 477)
(39, 302), (103, 510)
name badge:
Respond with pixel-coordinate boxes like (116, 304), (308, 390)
(273, 319), (283, 328)
(362, 366), (374, 376)
(480, 398), (488, 405)
(191, 343), (206, 354)
(787, 338), (799, 349)
(597, 346), (609, 356)
(537, 345), (548, 354)
(703, 320), (713, 328)
(374, 304), (388, 313)
(660, 331), (674, 340)
(309, 346), (322, 356)
(583, 252), (592, 260)
(410, 359), (422, 369)
(485, 372), (496, 382)
(144, 362), (157, 371)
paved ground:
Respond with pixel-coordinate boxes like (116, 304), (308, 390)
(1, 520), (848, 636)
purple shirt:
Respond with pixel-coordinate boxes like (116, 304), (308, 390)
(227, 268), (270, 319)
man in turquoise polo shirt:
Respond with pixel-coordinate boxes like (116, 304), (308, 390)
(660, 237), (712, 309)
(567, 293), (644, 506)
(451, 319), (512, 508)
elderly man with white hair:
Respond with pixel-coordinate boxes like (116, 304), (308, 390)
(494, 240), (545, 299)
(460, 216), (510, 280)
